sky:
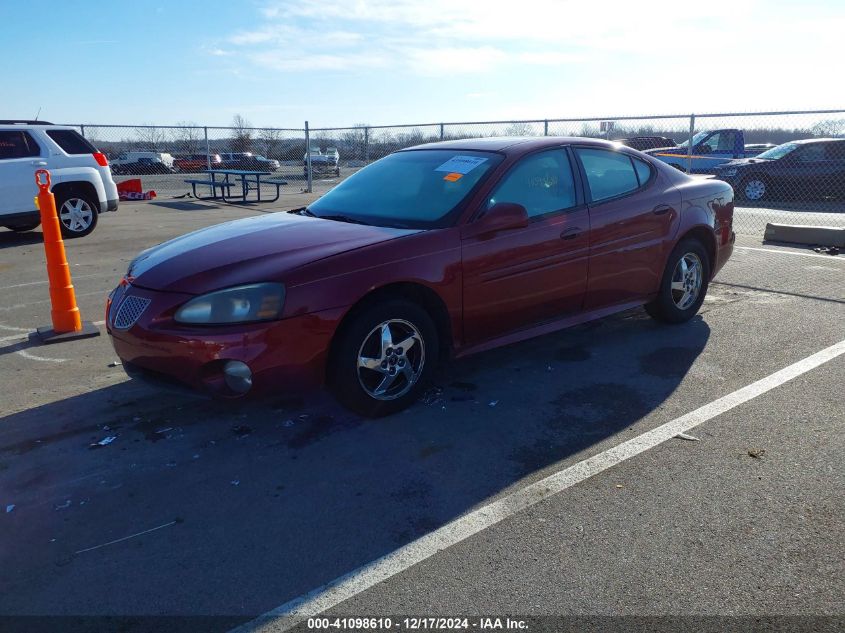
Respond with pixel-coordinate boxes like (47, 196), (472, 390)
(2, 0), (844, 129)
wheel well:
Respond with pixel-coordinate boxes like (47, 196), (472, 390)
(328, 282), (454, 373)
(678, 227), (716, 274)
(52, 181), (100, 212)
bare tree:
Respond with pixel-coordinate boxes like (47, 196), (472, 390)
(340, 124), (369, 161)
(231, 114), (253, 153)
(811, 119), (845, 138)
(504, 122), (536, 136)
(172, 121), (203, 155)
(135, 125), (168, 150)
(259, 127), (284, 159)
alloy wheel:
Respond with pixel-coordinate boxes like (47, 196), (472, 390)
(59, 198), (94, 233)
(670, 252), (703, 310)
(356, 319), (425, 401)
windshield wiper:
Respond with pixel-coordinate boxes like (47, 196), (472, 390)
(289, 207), (317, 217)
(317, 214), (371, 226)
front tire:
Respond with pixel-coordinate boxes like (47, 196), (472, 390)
(56, 191), (98, 238)
(646, 238), (710, 324)
(329, 299), (438, 417)
(739, 175), (769, 202)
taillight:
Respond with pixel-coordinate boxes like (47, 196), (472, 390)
(93, 152), (109, 166)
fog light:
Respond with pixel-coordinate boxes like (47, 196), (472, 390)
(223, 360), (252, 394)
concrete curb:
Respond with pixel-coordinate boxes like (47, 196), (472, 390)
(763, 223), (845, 247)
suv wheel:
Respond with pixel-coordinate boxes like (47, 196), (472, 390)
(645, 238), (710, 324)
(56, 192), (98, 238)
(329, 299), (438, 417)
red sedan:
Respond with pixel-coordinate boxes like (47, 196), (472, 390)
(107, 137), (734, 416)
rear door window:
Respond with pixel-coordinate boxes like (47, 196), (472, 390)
(575, 148), (641, 202)
(0, 131), (41, 159)
(45, 129), (98, 154)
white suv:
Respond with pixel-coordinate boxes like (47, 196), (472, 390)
(0, 121), (118, 238)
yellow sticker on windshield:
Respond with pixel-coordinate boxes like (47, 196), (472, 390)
(443, 172), (463, 182)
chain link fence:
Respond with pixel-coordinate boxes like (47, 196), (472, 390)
(69, 110), (845, 240)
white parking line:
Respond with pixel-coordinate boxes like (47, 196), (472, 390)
(736, 246), (845, 261)
(234, 338), (845, 633)
(0, 273), (109, 291)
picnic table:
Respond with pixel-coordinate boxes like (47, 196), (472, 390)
(183, 169), (288, 203)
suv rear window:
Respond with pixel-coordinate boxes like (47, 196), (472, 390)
(46, 129), (98, 154)
(0, 131), (40, 159)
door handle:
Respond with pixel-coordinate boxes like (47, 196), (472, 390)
(560, 227), (583, 240)
(652, 204), (673, 215)
(31, 160), (47, 166)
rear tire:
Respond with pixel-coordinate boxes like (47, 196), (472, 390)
(646, 238), (710, 324)
(328, 299), (438, 417)
(56, 191), (98, 238)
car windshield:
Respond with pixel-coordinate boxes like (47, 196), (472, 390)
(307, 149), (501, 229)
(676, 131), (710, 149)
(755, 142), (798, 160)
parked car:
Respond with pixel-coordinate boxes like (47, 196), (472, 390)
(303, 146), (341, 177)
(107, 137), (734, 416)
(714, 138), (845, 201)
(220, 152), (280, 171)
(744, 143), (776, 154)
(173, 153), (222, 173)
(111, 151), (176, 175)
(0, 120), (118, 238)
(645, 129), (767, 173)
(619, 136), (676, 151)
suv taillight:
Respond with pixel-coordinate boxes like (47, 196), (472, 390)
(93, 152), (108, 167)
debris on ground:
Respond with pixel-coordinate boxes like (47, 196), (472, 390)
(748, 448), (766, 459)
(615, 484), (623, 489)
(813, 246), (841, 256)
(54, 500), (72, 511)
(674, 432), (700, 442)
(89, 436), (117, 449)
(488, 400), (499, 407)
(231, 425), (252, 438)
(108, 361), (122, 367)
(6, 504), (14, 513)
(230, 479), (240, 486)
(421, 386), (444, 406)
(297, 414), (311, 423)
(283, 419), (295, 428)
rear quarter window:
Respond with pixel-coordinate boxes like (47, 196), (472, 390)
(46, 129), (98, 154)
(576, 148), (640, 202)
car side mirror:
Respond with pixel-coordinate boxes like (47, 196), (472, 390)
(464, 202), (529, 239)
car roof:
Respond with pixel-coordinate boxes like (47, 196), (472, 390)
(402, 136), (625, 155)
(786, 138), (845, 145)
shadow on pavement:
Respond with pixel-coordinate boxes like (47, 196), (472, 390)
(0, 311), (710, 630)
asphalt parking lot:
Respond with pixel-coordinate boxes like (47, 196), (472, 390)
(0, 198), (843, 632)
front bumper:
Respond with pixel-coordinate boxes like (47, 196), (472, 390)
(106, 284), (345, 397)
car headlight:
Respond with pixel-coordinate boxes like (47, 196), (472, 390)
(720, 168), (738, 177)
(174, 283), (285, 325)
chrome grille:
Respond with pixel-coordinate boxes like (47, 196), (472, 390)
(113, 295), (150, 330)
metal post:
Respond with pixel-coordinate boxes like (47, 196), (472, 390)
(204, 127), (212, 197)
(305, 121), (313, 194)
(364, 127), (370, 163)
(440, 123), (444, 141)
(686, 114), (695, 174)
(80, 124), (85, 138)
(544, 120), (548, 136)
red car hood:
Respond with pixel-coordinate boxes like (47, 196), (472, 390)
(128, 212), (418, 294)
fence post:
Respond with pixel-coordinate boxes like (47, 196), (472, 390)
(204, 127), (213, 197)
(440, 123), (444, 141)
(80, 124), (85, 138)
(305, 121), (313, 194)
(364, 127), (370, 163)
(544, 120), (548, 136)
(686, 114), (695, 174)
